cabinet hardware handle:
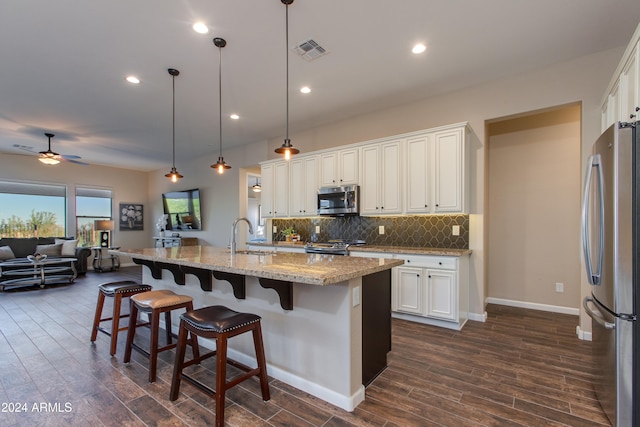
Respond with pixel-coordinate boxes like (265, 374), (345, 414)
(631, 114), (636, 119)
(416, 274), (420, 277)
(439, 262), (442, 265)
(381, 206), (384, 210)
(428, 275), (432, 278)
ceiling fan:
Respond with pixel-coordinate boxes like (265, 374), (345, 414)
(17, 132), (88, 165)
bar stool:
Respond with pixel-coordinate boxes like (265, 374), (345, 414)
(123, 289), (199, 382)
(90, 280), (153, 356)
(169, 305), (270, 427)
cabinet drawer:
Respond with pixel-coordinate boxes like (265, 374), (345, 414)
(398, 255), (456, 270)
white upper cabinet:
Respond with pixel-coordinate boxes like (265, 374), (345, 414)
(406, 135), (430, 213)
(360, 140), (402, 215)
(260, 121), (470, 217)
(319, 148), (359, 187)
(601, 23), (640, 132)
(433, 127), (465, 213)
(290, 156), (318, 216)
(405, 124), (468, 214)
(260, 161), (289, 218)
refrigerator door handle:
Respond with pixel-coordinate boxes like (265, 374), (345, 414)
(583, 297), (615, 329)
(581, 154), (604, 285)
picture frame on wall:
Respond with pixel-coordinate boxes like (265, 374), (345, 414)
(119, 203), (143, 231)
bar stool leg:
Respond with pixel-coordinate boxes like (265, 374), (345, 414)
(215, 336), (228, 427)
(110, 293), (124, 356)
(123, 300), (138, 364)
(149, 308), (161, 382)
(164, 310), (172, 345)
(90, 291), (105, 342)
(252, 323), (270, 401)
(170, 319), (188, 400)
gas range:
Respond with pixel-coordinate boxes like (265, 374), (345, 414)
(304, 239), (365, 256)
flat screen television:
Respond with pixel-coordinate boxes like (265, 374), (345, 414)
(162, 188), (202, 230)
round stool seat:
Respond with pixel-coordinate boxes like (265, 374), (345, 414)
(99, 280), (152, 296)
(182, 305), (260, 333)
(131, 290), (193, 310)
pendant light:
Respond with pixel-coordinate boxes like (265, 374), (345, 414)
(39, 133), (61, 165)
(165, 68), (183, 182)
(252, 177), (262, 192)
(211, 37), (231, 174)
(274, 0), (300, 160)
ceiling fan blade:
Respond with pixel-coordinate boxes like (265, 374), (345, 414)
(63, 158), (89, 166)
(12, 144), (38, 154)
(60, 154), (82, 160)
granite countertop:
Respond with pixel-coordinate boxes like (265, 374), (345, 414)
(111, 245), (404, 286)
(248, 241), (472, 257)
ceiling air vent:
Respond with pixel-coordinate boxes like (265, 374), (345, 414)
(293, 39), (327, 61)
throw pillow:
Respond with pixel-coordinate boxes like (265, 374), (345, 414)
(0, 245), (15, 260)
(55, 239), (78, 257)
(35, 243), (63, 257)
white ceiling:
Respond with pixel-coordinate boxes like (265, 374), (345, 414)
(1, 0), (639, 171)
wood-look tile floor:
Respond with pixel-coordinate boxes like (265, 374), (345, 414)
(0, 267), (609, 426)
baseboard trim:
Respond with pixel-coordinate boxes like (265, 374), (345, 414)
(486, 297), (579, 316)
(576, 325), (592, 341)
(468, 311), (487, 322)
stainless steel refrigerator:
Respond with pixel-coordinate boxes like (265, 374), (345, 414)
(582, 120), (638, 427)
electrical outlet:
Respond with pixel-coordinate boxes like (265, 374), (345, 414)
(315, 225), (320, 234)
(273, 226), (277, 233)
(452, 225), (460, 236)
(555, 282), (564, 293)
(379, 225), (385, 235)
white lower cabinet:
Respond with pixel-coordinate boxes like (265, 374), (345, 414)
(393, 254), (469, 330)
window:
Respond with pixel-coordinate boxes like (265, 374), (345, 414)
(0, 181), (66, 238)
(76, 187), (113, 247)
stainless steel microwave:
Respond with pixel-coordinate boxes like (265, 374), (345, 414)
(317, 185), (359, 216)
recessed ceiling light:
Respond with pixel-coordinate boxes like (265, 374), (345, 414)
(300, 86), (311, 94)
(125, 75), (140, 84)
(230, 114), (239, 120)
(192, 22), (209, 34)
(412, 43), (426, 54)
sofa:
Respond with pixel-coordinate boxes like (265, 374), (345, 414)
(0, 237), (92, 275)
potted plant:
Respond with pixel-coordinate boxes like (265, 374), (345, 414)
(282, 227), (296, 242)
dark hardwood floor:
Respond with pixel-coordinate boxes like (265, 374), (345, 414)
(0, 267), (609, 426)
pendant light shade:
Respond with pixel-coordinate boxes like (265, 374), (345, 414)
(275, 0), (299, 160)
(39, 133), (61, 165)
(211, 37), (232, 174)
(252, 177), (262, 192)
(165, 68), (183, 182)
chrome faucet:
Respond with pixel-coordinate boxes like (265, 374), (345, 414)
(230, 217), (254, 254)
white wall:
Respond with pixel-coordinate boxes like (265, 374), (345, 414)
(487, 105), (581, 311)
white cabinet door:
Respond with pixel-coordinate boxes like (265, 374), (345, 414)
(260, 163), (274, 218)
(426, 269), (457, 321)
(319, 152), (337, 187)
(290, 156), (318, 216)
(380, 142), (402, 213)
(360, 145), (381, 214)
(360, 142), (402, 215)
(433, 128), (464, 213)
(394, 266), (424, 314)
(405, 136), (430, 213)
(339, 148), (359, 185)
(319, 148), (359, 186)
(273, 162), (289, 217)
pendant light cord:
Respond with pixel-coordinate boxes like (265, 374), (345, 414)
(172, 73), (176, 169)
(219, 42), (223, 158)
(285, 2), (290, 143)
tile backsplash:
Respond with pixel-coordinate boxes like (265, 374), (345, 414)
(271, 214), (469, 249)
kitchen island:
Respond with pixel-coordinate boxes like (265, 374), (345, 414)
(110, 245), (403, 411)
